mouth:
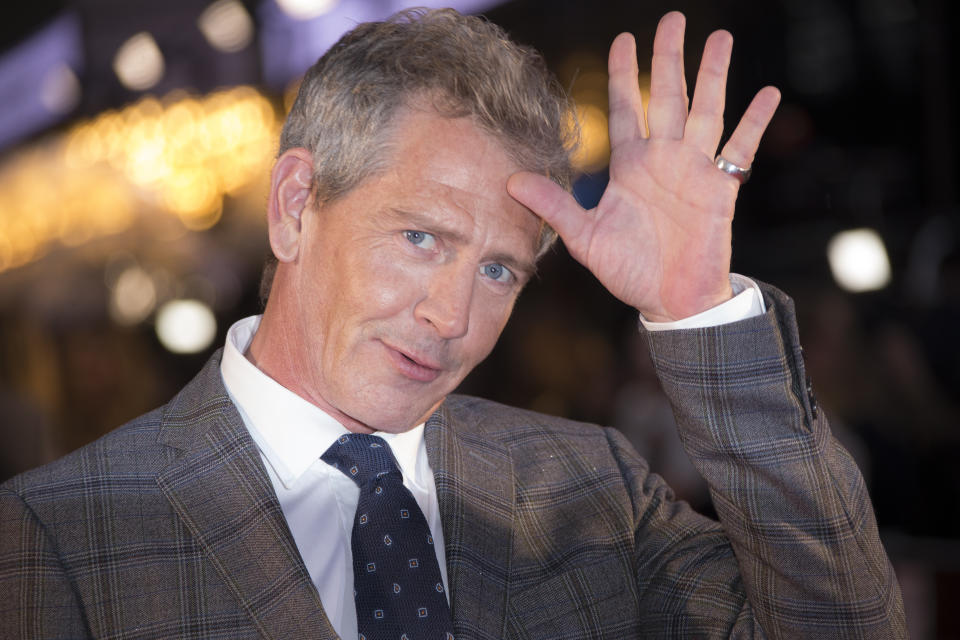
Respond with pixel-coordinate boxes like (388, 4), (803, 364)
(382, 341), (443, 383)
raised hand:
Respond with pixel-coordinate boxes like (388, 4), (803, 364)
(507, 12), (780, 322)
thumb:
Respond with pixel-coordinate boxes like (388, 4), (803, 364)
(507, 172), (593, 254)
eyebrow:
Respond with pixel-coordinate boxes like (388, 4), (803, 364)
(388, 207), (538, 283)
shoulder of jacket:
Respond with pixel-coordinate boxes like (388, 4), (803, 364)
(442, 393), (612, 443)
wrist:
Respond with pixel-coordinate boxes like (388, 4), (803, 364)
(639, 275), (765, 331)
(639, 284), (735, 323)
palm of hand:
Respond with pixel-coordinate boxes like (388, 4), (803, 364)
(581, 138), (739, 320)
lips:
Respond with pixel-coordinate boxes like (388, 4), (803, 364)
(382, 341), (443, 383)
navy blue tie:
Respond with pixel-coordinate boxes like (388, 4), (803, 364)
(322, 433), (454, 640)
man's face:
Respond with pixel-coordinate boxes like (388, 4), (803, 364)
(271, 107), (542, 433)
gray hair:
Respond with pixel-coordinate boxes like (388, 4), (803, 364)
(261, 7), (577, 303)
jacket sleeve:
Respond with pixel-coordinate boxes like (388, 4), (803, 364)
(0, 488), (90, 640)
(638, 282), (906, 638)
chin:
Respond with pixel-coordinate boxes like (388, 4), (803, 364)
(335, 370), (454, 432)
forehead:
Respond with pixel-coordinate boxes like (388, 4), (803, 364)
(386, 106), (511, 186)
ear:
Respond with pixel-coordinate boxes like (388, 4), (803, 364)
(267, 147), (314, 263)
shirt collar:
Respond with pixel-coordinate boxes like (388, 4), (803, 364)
(219, 315), (427, 490)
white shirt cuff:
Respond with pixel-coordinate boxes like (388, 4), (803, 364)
(639, 274), (766, 332)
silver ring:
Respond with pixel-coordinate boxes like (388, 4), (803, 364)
(714, 155), (752, 184)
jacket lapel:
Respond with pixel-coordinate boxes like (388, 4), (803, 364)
(156, 353), (337, 639)
(426, 399), (516, 640)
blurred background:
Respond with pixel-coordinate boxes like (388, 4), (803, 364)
(0, 0), (957, 636)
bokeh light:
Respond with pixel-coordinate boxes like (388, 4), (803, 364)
(571, 103), (610, 173)
(109, 265), (157, 325)
(275, 0), (340, 20)
(827, 228), (892, 292)
(0, 86), (281, 275)
(198, 0), (254, 53)
(113, 32), (165, 91)
(155, 299), (218, 354)
(40, 64), (82, 115)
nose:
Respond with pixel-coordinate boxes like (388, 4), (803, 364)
(414, 262), (474, 339)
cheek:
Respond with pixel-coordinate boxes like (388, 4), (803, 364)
(462, 295), (516, 362)
(345, 251), (423, 316)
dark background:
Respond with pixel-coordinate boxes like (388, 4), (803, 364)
(1, 0), (957, 636)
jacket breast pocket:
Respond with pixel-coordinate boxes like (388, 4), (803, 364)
(506, 557), (639, 639)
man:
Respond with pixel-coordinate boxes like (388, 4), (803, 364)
(1, 8), (905, 639)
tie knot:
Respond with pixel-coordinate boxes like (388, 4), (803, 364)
(321, 433), (400, 488)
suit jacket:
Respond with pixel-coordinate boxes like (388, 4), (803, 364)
(1, 285), (906, 639)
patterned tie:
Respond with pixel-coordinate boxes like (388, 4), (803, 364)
(322, 433), (454, 640)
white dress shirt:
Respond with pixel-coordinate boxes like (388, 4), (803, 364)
(217, 275), (764, 638)
(219, 316), (448, 640)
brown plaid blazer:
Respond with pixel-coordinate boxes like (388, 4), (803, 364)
(1, 285), (906, 639)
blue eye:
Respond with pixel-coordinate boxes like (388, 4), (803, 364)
(404, 230), (436, 249)
(481, 263), (512, 283)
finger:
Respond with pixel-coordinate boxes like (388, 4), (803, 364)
(507, 171), (593, 255)
(684, 29), (732, 158)
(647, 11), (688, 139)
(608, 32), (648, 146)
(718, 85), (781, 168)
